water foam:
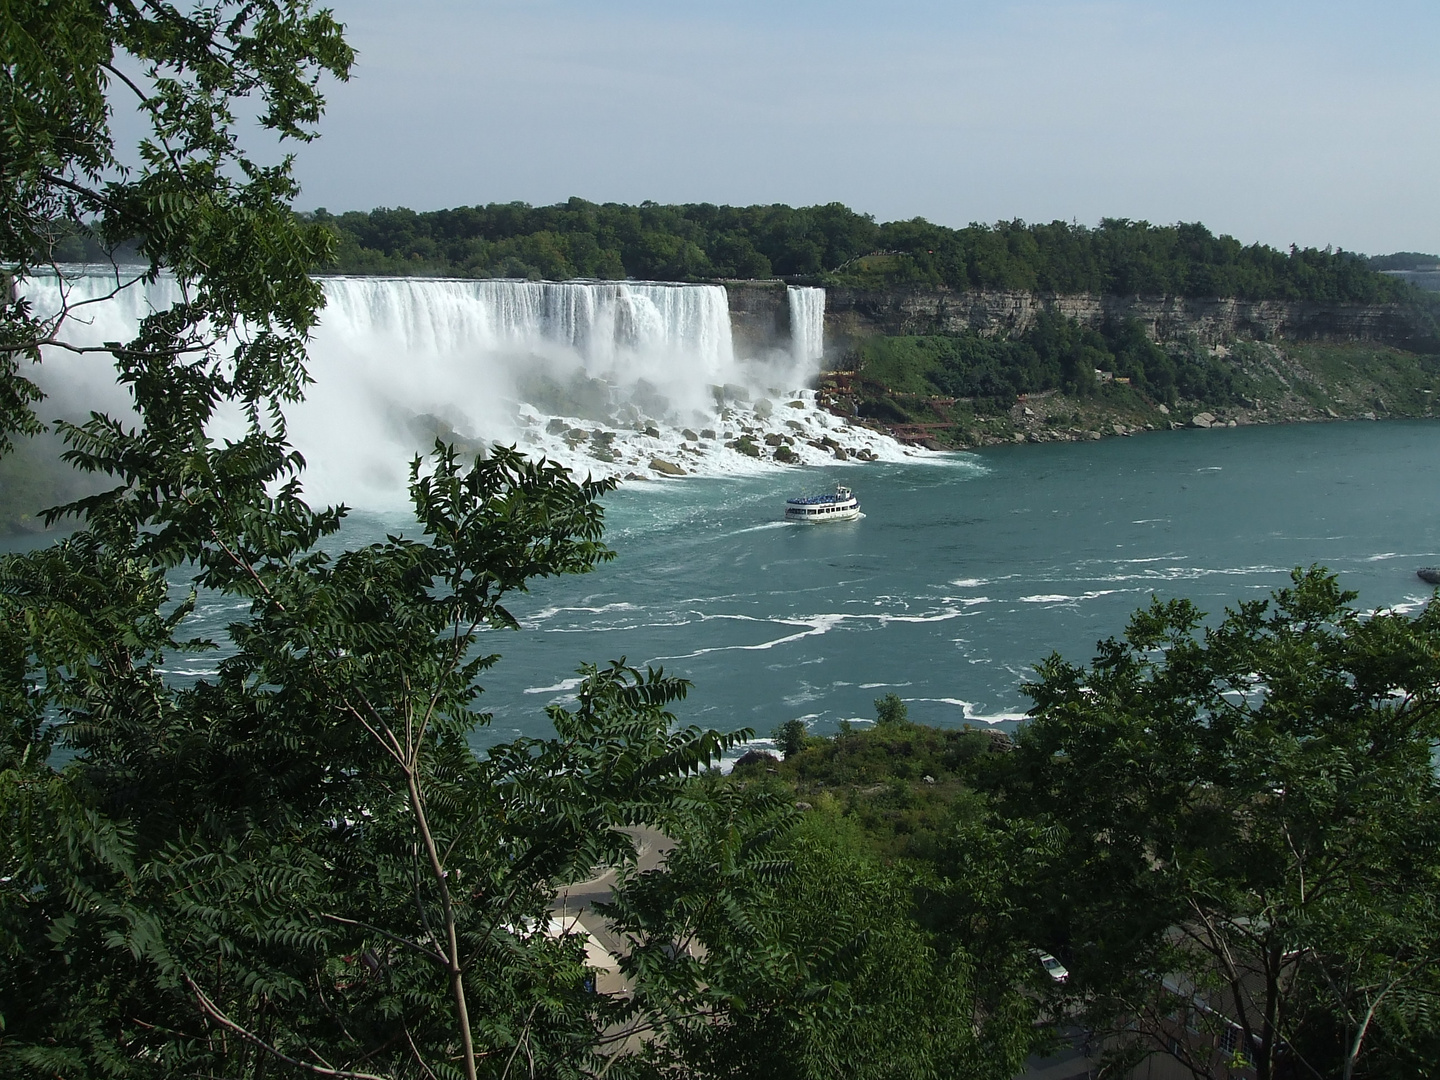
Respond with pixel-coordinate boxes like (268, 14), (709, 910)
(26, 271), (935, 508)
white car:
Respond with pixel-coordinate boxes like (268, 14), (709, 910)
(1033, 949), (1069, 984)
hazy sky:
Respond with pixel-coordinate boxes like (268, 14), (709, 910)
(291, 0), (1440, 255)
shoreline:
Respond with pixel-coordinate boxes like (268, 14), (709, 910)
(820, 337), (1440, 452)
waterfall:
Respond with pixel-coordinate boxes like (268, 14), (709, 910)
(24, 272), (912, 507)
(316, 278), (738, 385)
(788, 286), (826, 368)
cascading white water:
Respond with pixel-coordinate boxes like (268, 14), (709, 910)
(24, 272), (922, 508)
(317, 278), (738, 387)
(788, 286), (826, 368)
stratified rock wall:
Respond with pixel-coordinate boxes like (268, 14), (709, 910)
(723, 281), (791, 356)
(823, 288), (1437, 354)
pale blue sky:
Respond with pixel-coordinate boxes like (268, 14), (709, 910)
(291, 1), (1440, 254)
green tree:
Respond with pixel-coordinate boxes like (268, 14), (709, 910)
(999, 569), (1440, 1080)
(0, 6), (753, 1079)
(874, 692), (908, 725)
(602, 795), (1035, 1080)
(772, 717), (808, 759)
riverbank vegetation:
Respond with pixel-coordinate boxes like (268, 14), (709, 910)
(729, 569), (1440, 1079)
(306, 200), (1431, 307)
(829, 315), (1440, 449)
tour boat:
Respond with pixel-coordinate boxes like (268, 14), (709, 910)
(785, 485), (861, 522)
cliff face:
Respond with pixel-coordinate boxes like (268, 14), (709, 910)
(722, 281), (791, 355)
(823, 288), (1438, 353)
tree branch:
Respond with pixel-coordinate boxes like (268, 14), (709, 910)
(184, 975), (392, 1080)
(319, 912), (447, 966)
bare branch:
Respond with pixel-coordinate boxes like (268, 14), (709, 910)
(184, 975), (392, 1080)
(499, 1001), (539, 1080)
(319, 912), (448, 966)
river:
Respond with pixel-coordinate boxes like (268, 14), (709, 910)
(15, 418), (1438, 754)
(431, 418), (1440, 747)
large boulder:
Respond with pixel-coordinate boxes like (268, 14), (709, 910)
(1191, 412), (1216, 429)
(733, 749), (779, 770)
(649, 458), (686, 476)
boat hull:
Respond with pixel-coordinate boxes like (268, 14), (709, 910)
(784, 503), (861, 523)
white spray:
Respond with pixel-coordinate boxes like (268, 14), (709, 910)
(25, 272), (925, 508)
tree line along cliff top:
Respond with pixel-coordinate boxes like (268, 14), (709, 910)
(289, 198), (1434, 305)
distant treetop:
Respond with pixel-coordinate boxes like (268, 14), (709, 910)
(1368, 251), (1440, 272)
(305, 198), (1428, 306)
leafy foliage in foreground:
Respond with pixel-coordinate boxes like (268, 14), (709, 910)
(992, 569), (1440, 1080)
(0, 6), (1042, 1078)
(604, 792), (1036, 1080)
(0, 430), (745, 1079)
(735, 570), (1440, 1080)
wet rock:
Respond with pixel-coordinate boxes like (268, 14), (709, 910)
(546, 418), (568, 434)
(982, 730), (1015, 753)
(649, 457), (686, 476)
(787, 400), (805, 409)
(700, 428), (717, 440)
(753, 398), (774, 419)
(764, 432), (784, 446)
(773, 445), (797, 463)
(832, 446), (849, 460)
(733, 749), (777, 769)
(644, 425), (661, 438)
(682, 428), (699, 441)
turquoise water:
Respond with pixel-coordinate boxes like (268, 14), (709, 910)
(459, 419), (1440, 745)
(15, 420), (1440, 749)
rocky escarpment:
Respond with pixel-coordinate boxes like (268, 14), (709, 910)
(722, 281), (791, 355)
(823, 288), (1439, 354)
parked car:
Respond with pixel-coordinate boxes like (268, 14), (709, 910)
(1032, 949), (1069, 984)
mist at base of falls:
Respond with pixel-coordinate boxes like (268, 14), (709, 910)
(24, 273), (933, 511)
